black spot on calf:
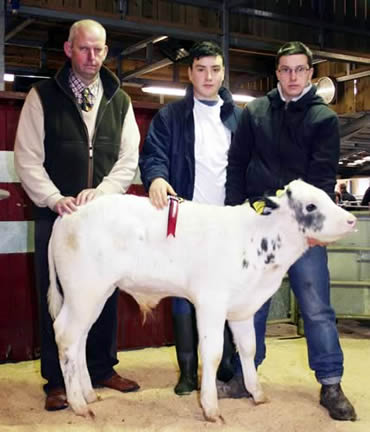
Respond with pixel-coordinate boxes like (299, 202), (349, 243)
(265, 253), (275, 264)
(288, 194), (325, 232)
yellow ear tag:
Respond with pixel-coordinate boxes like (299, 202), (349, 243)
(276, 189), (285, 197)
(252, 200), (266, 215)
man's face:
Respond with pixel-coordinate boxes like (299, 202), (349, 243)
(188, 55), (224, 100)
(276, 54), (313, 101)
(64, 26), (108, 85)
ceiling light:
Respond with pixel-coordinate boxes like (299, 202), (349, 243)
(142, 86), (185, 97)
(4, 74), (15, 82)
(232, 94), (255, 103)
(141, 86), (255, 103)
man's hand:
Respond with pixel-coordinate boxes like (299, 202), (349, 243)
(149, 178), (177, 209)
(54, 189), (103, 216)
(76, 188), (103, 206)
(54, 196), (78, 216)
(307, 237), (329, 247)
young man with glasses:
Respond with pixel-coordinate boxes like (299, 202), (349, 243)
(222, 41), (357, 422)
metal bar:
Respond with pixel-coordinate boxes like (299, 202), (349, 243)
(221, 0), (230, 89)
(331, 280), (370, 287)
(121, 58), (173, 80)
(234, 6), (370, 38)
(4, 66), (53, 77)
(4, 18), (35, 42)
(171, 0), (221, 10)
(120, 35), (168, 57)
(312, 50), (370, 65)
(14, 6), (219, 42)
(146, 42), (153, 64)
(9, 5), (370, 66)
(226, 0), (248, 9)
(229, 35), (280, 53)
(340, 113), (370, 136)
(336, 70), (370, 82)
(122, 78), (185, 88)
(336, 314), (370, 319)
(0, 1), (4, 90)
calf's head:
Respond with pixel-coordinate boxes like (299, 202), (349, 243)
(271, 180), (357, 243)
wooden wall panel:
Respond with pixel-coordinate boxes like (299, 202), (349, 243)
(335, 81), (356, 115)
(356, 76), (370, 111)
(117, 295), (173, 350)
(0, 253), (39, 362)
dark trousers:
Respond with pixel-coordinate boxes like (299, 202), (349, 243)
(34, 218), (119, 393)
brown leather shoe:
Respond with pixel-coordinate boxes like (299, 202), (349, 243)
(45, 387), (68, 411)
(97, 371), (140, 393)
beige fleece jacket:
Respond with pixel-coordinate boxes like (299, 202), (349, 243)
(14, 83), (140, 211)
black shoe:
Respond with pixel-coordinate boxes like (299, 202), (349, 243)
(174, 374), (198, 395)
(320, 384), (357, 421)
(216, 375), (251, 399)
(217, 323), (236, 383)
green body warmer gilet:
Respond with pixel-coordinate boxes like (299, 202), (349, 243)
(34, 63), (130, 219)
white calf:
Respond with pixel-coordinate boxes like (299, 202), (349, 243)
(48, 179), (356, 421)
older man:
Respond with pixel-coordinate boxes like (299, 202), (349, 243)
(14, 19), (140, 411)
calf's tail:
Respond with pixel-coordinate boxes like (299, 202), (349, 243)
(47, 221), (63, 320)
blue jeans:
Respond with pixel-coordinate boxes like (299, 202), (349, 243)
(234, 246), (343, 385)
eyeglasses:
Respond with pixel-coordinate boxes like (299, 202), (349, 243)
(278, 66), (311, 77)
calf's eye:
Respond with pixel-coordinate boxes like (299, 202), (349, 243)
(306, 204), (317, 212)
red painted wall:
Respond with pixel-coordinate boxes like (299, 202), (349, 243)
(0, 93), (173, 362)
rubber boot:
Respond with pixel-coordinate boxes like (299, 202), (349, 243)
(173, 313), (198, 395)
(216, 323), (235, 383)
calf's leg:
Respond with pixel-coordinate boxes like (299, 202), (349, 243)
(196, 305), (226, 423)
(229, 318), (266, 404)
(53, 305), (94, 416)
(77, 330), (98, 404)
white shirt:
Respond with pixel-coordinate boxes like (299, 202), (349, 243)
(192, 97), (231, 205)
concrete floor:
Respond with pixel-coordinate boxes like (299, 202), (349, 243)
(0, 321), (369, 432)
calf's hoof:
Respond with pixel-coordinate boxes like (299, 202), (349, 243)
(204, 413), (225, 425)
(85, 390), (98, 404)
(253, 394), (267, 405)
(73, 404), (95, 418)
(320, 384), (357, 421)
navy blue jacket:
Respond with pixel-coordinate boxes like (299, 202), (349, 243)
(225, 86), (340, 206)
(140, 85), (242, 200)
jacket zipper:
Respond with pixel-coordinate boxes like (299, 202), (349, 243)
(58, 80), (118, 189)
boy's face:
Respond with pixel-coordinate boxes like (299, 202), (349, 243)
(276, 54), (313, 101)
(188, 55), (224, 100)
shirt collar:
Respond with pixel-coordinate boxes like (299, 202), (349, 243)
(69, 69), (100, 104)
(277, 82), (313, 103)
